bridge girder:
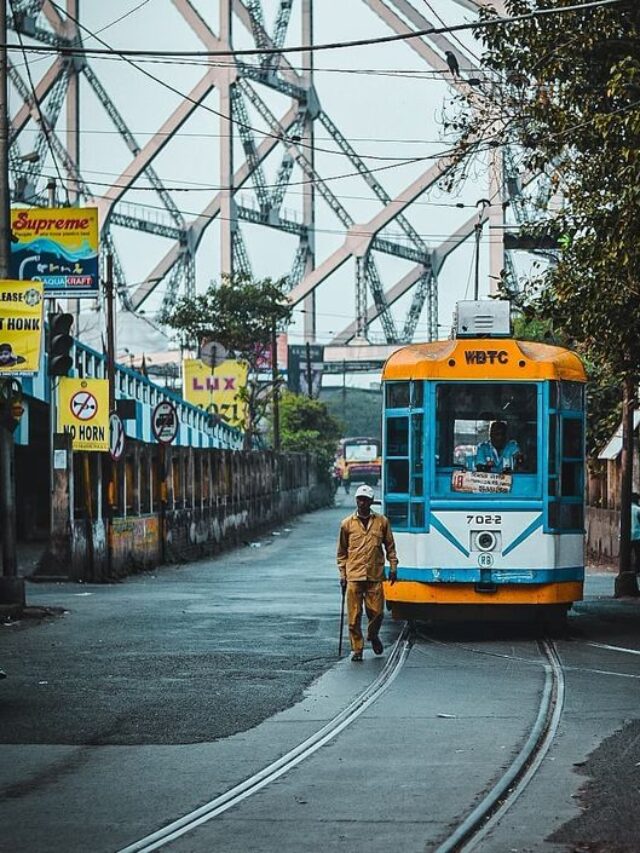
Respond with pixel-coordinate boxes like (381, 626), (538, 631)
(6, 0), (537, 351)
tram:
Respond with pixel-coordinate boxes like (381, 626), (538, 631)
(381, 301), (587, 624)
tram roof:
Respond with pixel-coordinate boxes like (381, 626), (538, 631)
(382, 338), (587, 382)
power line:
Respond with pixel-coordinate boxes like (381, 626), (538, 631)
(41, 1), (441, 164)
(94, 0), (152, 34)
(6, 0), (624, 59)
(8, 0), (67, 201)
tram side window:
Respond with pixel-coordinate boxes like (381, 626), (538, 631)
(547, 406), (584, 531)
(385, 411), (409, 526)
(385, 417), (409, 493)
(561, 418), (584, 500)
(411, 413), (424, 496)
(561, 381), (584, 411)
(386, 416), (409, 494)
(387, 417), (408, 456)
(386, 382), (410, 409)
(387, 503), (409, 528)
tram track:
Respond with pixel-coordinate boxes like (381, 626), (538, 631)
(431, 638), (565, 853)
(117, 624), (413, 853)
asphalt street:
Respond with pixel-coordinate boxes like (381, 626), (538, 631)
(1, 493), (639, 852)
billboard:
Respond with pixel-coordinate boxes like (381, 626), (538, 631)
(287, 344), (324, 397)
(10, 207), (99, 297)
(58, 377), (109, 451)
(0, 279), (44, 375)
(253, 333), (288, 371)
(182, 358), (248, 428)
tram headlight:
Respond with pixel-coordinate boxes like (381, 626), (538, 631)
(476, 531), (497, 552)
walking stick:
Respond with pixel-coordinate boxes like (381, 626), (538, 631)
(338, 584), (346, 657)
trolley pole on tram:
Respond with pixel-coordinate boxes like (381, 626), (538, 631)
(474, 199), (490, 301)
(0, 4), (23, 605)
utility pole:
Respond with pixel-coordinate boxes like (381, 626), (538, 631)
(305, 341), (312, 399)
(105, 254), (115, 411)
(0, 3), (23, 604)
(271, 321), (280, 452)
(105, 254), (116, 579)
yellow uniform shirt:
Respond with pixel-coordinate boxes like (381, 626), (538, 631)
(337, 511), (399, 582)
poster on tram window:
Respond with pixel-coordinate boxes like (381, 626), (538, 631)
(10, 207), (99, 297)
(0, 279), (44, 375)
(451, 470), (512, 494)
(182, 358), (248, 428)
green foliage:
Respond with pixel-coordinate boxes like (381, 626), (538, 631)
(447, 1), (640, 455)
(161, 275), (293, 447)
(320, 387), (382, 440)
(279, 391), (343, 479)
(161, 274), (292, 364)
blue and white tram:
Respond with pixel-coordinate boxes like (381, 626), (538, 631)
(381, 305), (587, 623)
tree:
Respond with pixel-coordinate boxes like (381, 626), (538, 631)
(161, 275), (293, 449)
(320, 387), (382, 441)
(279, 391), (343, 483)
(445, 0), (640, 595)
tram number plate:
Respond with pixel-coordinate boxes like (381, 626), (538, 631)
(478, 553), (495, 568)
(467, 515), (502, 525)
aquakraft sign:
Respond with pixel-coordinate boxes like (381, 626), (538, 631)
(58, 377), (109, 451)
(182, 358), (248, 428)
(0, 279), (44, 375)
(10, 207), (99, 297)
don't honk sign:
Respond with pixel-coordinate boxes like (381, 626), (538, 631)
(58, 377), (109, 451)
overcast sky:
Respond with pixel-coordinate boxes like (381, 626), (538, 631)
(11, 0), (518, 374)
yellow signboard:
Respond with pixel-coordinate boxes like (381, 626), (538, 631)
(182, 359), (248, 428)
(0, 279), (44, 375)
(10, 207), (99, 296)
(58, 377), (109, 451)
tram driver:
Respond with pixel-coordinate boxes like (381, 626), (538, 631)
(475, 420), (523, 474)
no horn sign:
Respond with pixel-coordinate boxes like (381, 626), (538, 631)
(58, 377), (109, 451)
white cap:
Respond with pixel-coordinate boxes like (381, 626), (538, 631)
(355, 484), (375, 500)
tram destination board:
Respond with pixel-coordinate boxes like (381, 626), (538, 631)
(152, 400), (179, 445)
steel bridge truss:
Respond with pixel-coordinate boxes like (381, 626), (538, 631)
(8, 0), (522, 347)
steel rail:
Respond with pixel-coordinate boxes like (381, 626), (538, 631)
(117, 624), (412, 853)
(433, 638), (565, 853)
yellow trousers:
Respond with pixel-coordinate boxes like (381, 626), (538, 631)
(346, 580), (384, 653)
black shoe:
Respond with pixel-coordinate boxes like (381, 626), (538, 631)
(371, 637), (383, 655)
(351, 651), (363, 662)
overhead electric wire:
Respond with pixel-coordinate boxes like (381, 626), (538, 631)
(39, 1), (442, 165)
(5, 0), (624, 59)
(8, 0), (67, 200)
(15, 123), (469, 145)
(93, 0), (153, 35)
(420, 0), (482, 64)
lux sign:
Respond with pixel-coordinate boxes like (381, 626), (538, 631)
(191, 376), (237, 391)
(464, 350), (509, 365)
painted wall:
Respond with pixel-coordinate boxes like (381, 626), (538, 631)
(49, 448), (331, 581)
(586, 506), (619, 564)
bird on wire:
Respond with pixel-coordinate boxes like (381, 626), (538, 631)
(445, 51), (460, 78)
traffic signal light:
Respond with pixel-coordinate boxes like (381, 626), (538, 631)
(48, 313), (74, 376)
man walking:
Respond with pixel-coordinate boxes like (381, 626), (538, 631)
(337, 484), (399, 662)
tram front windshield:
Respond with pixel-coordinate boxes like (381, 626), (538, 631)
(436, 383), (537, 480)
